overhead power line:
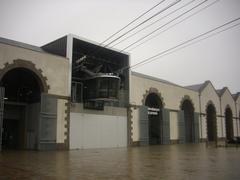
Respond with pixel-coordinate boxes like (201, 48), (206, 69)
(116, 17), (240, 72)
(103, 0), (182, 47)
(111, 0), (197, 48)
(120, 0), (208, 52)
(132, 21), (240, 70)
(88, 0), (181, 57)
(99, 0), (166, 46)
(128, 0), (221, 52)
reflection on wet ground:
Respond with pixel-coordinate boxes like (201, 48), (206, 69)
(0, 144), (240, 179)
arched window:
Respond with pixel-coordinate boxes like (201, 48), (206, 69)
(206, 104), (217, 142)
(225, 107), (233, 140)
(181, 100), (195, 143)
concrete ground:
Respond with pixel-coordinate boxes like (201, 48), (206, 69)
(0, 143), (240, 180)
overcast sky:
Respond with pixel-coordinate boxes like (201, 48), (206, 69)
(0, 0), (240, 93)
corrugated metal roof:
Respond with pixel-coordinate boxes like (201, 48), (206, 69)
(0, 37), (44, 53)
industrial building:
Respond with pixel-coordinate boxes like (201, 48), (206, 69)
(130, 73), (240, 145)
(0, 35), (239, 151)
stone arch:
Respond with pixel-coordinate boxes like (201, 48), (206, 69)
(0, 59), (49, 93)
(0, 60), (50, 150)
(142, 87), (165, 107)
(205, 100), (216, 112)
(179, 95), (195, 111)
(225, 104), (231, 111)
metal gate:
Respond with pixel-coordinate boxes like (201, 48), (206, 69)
(162, 108), (170, 144)
(193, 112), (200, 143)
(38, 93), (57, 150)
(0, 87), (5, 151)
(139, 106), (170, 145)
(139, 106), (149, 145)
(178, 111), (199, 144)
(178, 110), (186, 144)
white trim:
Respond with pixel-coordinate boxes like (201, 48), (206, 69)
(66, 35), (73, 96)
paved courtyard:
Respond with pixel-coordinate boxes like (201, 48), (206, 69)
(0, 144), (240, 179)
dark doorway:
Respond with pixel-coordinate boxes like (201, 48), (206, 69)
(2, 105), (26, 149)
(225, 107), (233, 140)
(206, 104), (217, 142)
(0, 68), (42, 150)
(145, 93), (163, 145)
(181, 100), (195, 143)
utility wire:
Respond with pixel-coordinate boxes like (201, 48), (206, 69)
(116, 17), (240, 72)
(131, 17), (240, 69)
(103, 0), (182, 47)
(83, 0), (166, 57)
(128, 0), (220, 52)
(111, 0), (197, 48)
(132, 21), (240, 70)
(88, 0), (181, 58)
(120, 0), (208, 52)
(99, 0), (166, 46)
(87, 0), (209, 73)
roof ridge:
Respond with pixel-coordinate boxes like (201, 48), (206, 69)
(0, 36), (44, 53)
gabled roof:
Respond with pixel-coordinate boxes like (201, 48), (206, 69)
(232, 92), (240, 101)
(217, 87), (236, 102)
(0, 37), (44, 53)
(184, 80), (211, 92)
(216, 87), (228, 97)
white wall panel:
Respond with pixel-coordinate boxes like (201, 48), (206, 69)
(70, 113), (127, 149)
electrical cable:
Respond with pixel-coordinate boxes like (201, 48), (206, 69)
(84, 0), (172, 58)
(128, 0), (221, 52)
(103, 0), (182, 48)
(111, 0), (197, 48)
(99, 0), (166, 46)
(120, 0), (208, 52)
(116, 17), (240, 72)
(132, 21), (240, 70)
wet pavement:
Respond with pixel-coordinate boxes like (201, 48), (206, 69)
(0, 144), (240, 180)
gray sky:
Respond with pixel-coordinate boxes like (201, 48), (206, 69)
(0, 0), (240, 93)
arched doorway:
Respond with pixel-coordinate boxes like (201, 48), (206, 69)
(145, 93), (163, 145)
(0, 68), (43, 149)
(206, 104), (217, 142)
(181, 100), (195, 143)
(225, 107), (233, 141)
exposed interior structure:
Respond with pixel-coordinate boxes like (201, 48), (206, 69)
(42, 35), (130, 149)
(42, 35), (130, 110)
(72, 40), (129, 109)
(206, 104), (217, 142)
